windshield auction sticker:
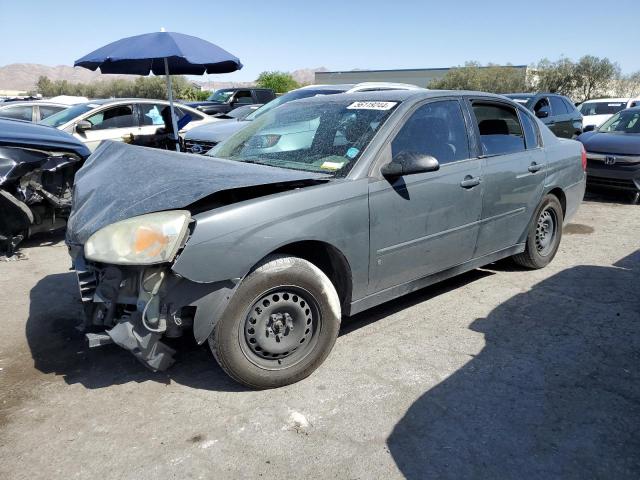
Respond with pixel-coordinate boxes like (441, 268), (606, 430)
(347, 101), (397, 110)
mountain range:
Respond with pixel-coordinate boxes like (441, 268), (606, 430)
(0, 63), (329, 91)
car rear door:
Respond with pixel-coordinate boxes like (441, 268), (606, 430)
(368, 98), (483, 293)
(468, 99), (546, 257)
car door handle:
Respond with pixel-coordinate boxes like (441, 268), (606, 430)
(528, 162), (543, 173)
(460, 175), (481, 188)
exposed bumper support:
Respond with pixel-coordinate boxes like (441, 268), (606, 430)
(106, 312), (176, 372)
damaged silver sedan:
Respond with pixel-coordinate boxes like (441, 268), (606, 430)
(67, 90), (586, 388)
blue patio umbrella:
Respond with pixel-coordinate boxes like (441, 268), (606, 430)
(74, 30), (242, 150)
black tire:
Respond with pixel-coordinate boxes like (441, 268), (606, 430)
(512, 194), (564, 269)
(209, 254), (341, 389)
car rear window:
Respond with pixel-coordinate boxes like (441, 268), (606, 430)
(472, 102), (525, 156)
(579, 101), (627, 116)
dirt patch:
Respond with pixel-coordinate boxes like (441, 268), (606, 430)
(564, 223), (595, 235)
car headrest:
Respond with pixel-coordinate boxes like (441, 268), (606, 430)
(479, 119), (509, 136)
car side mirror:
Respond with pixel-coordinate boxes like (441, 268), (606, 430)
(75, 120), (92, 132)
(381, 152), (440, 177)
(583, 124), (596, 133)
(535, 109), (549, 119)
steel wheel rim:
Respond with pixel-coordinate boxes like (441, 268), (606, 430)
(535, 206), (557, 256)
(239, 286), (321, 370)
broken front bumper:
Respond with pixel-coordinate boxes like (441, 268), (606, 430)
(69, 244), (238, 371)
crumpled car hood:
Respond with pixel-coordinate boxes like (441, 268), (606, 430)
(66, 141), (327, 245)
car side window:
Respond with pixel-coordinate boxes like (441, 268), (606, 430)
(233, 90), (253, 105)
(391, 100), (470, 165)
(533, 97), (550, 118)
(38, 105), (65, 120)
(550, 96), (568, 115)
(179, 107), (204, 121)
(519, 109), (541, 149)
(86, 105), (136, 130)
(140, 104), (169, 126)
(472, 102), (525, 156)
(562, 98), (576, 113)
(0, 105), (33, 121)
(255, 90), (272, 103)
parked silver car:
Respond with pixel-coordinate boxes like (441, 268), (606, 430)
(40, 98), (215, 151)
(66, 90), (586, 388)
(0, 100), (67, 122)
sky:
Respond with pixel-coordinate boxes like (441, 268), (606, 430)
(1, 0), (639, 82)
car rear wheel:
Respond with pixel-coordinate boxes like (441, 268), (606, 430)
(209, 255), (341, 389)
(512, 194), (564, 269)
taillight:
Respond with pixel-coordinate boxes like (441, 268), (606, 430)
(581, 146), (587, 171)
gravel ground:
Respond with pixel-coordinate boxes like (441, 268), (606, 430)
(0, 193), (638, 480)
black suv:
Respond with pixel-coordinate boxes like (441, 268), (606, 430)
(504, 93), (583, 139)
(185, 88), (275, 116)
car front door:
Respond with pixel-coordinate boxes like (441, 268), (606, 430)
(368, 99), (483, 293)
(75, 104), (138, 151)
(469, 100), (546, 257)
(532, 96), (560, 136)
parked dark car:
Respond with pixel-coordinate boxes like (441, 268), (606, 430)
(212, 103), (263, 120)
(185, 88), (275, 116)
(504, 93), (583, 139)
(0, 119), (91, 255)
(577, 106), (640, 201)
(66, 90), (585, 388)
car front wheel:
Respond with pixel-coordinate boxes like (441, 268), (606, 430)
(512, 194), (564, 269)
(209, 255), (341, 389)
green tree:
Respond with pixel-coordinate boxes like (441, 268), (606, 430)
(255, 71), (300, 93)
(529, 56), (620, 102)
(573, 55), (620, 101)
(429, 62), (527, 93)
(528, 57), (578, 96)
(35, 76), (54, 96)
(615, 71), (640, 97)
(31, 75), (207, 100)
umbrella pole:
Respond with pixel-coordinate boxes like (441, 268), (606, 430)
(164, 58), (180, 152)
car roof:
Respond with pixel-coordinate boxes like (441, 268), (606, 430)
(581, 98), (634, 103)
(505, 92), (565, 98)
(0, 101), (67, 108)
(78, 98), (174, 105)
(298, 84), (355, 91)
(286, 89), (510, 104)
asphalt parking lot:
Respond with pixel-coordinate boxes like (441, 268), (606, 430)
(0, 193), (638, 480)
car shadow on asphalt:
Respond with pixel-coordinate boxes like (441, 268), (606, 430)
(26, 265), (495, 392)
(25, 271), (246, 392)
(386, 251), (640, 479)
(584, 188), (638, 204)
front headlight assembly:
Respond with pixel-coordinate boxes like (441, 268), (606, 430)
(84, 210), (191, 265)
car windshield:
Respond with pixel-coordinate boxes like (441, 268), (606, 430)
(39, 103), (94, 127)
(598, 110), (640, 134)
(579, 101), (627, 116)
(206, 90), (235, 103)
(208, 99), (398, 176)
(244, 88), (346, 121)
